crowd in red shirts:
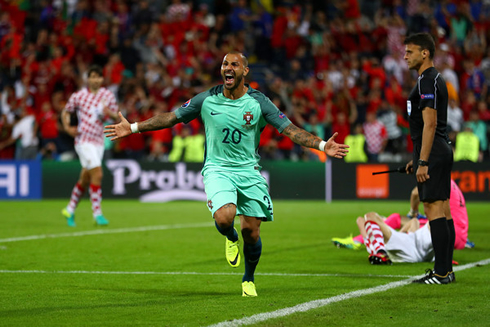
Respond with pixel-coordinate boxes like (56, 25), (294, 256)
(0, 0), (489, 162)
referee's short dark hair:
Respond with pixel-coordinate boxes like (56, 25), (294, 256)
(404, 33), (436, 59)
(87, 65), (103, 77)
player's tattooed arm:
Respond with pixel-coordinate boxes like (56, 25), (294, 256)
(282, 123), (349, 158)
(282, 123), (321, 149)
(105, 112), (181, 141)
(138, 112), (180, 132)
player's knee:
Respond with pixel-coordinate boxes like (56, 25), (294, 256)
(90, 168), (103, 183)
(214, 204), (236, 228)
(80, 175), (90, 186)
(364, 212), (378, 221)
(241, 227), (260, 244)
(214, 214), (233, 229)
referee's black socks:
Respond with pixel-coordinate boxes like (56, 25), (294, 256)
(429, 218), (450, 276)
(447, 219), (456, 273)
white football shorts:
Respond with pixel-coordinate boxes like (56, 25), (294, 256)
(75, 143), (104, 170)
(386, 225), (434, 263)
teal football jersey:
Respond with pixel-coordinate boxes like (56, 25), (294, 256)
(174, 85), (291, 174)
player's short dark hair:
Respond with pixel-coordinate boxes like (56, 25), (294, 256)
(227, 51), (248, 68)
(87, 65), (103, 77)
(403, 33), (436, 59)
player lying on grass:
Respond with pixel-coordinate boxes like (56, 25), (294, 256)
(332, 211), (427, 251)
(356, 211), (433, 265)
(351, 211), (464, 272)
(332, 179), (472, 251)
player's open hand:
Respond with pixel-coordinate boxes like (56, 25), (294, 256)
(104, 112), (131, 141)
(324, 132), (349, 159)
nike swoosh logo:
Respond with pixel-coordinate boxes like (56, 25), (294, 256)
(210, 112), (221, 116)
(229, 253), (239, 266)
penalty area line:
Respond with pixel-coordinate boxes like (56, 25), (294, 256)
(208, 258), (490, 327)
(0, 222), (214, 243)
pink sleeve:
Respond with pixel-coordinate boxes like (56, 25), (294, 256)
(385, 213), (401, 229)
(450, 180), (469, 249)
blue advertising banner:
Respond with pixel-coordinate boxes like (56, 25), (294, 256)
(0, 161), (42, 200)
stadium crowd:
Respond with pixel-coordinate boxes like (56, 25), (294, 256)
(0, 0), (489, 163)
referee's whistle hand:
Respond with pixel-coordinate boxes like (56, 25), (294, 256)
(416, 166), (430, 183)
(405, 160), (413, 174)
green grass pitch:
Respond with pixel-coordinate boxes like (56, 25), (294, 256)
(1, 200), (489, 326)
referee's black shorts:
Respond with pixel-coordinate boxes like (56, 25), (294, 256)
(413, 137), (453, 203)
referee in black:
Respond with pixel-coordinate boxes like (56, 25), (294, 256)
(403, 33), (455, 284)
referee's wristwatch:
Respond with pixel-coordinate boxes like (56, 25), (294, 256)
(417, 159), (429, 166)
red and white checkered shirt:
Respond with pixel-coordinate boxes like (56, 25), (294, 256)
(64, 87), (118, 146)
(363, 120), (387, 154)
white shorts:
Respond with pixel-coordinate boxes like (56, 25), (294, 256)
(75, 143), (104, 170)
(386, 225), (434, 263)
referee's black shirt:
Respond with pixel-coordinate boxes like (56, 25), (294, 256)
(407, 67), (448, 145)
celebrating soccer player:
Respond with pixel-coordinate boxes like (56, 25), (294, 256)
(105, 52), (349, 296)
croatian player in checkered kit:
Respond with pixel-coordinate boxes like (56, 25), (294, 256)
(359, 211), (434, 265)
(61, 65), (119, 227)
(332, 180), (470, 261)
(105, 52), (349, 296)
(403, 33), (454, 284)
(361, 179), (470, 266)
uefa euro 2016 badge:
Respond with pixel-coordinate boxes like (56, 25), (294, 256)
(181, 99), (191, 108)
(242, 111), (254, 129)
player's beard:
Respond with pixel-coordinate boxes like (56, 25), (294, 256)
(223, 72), (243, 90)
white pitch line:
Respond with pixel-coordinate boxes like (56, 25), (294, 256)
(0, 222), (214, 243)
(0, 269), (413, 278)
(208, 258), (490, 327)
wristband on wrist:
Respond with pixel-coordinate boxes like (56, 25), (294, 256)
(130, 122), (140, 134)
(408, 209), (418, 218)
(417, 159), (429, 166)
(318, 140), (327, 152)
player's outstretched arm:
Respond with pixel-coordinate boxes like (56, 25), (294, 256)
(104, 111), (180, 141)
(324, 132), (349, 159)
(104, 112), (132, 141)
(282, 124), (349, 159)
